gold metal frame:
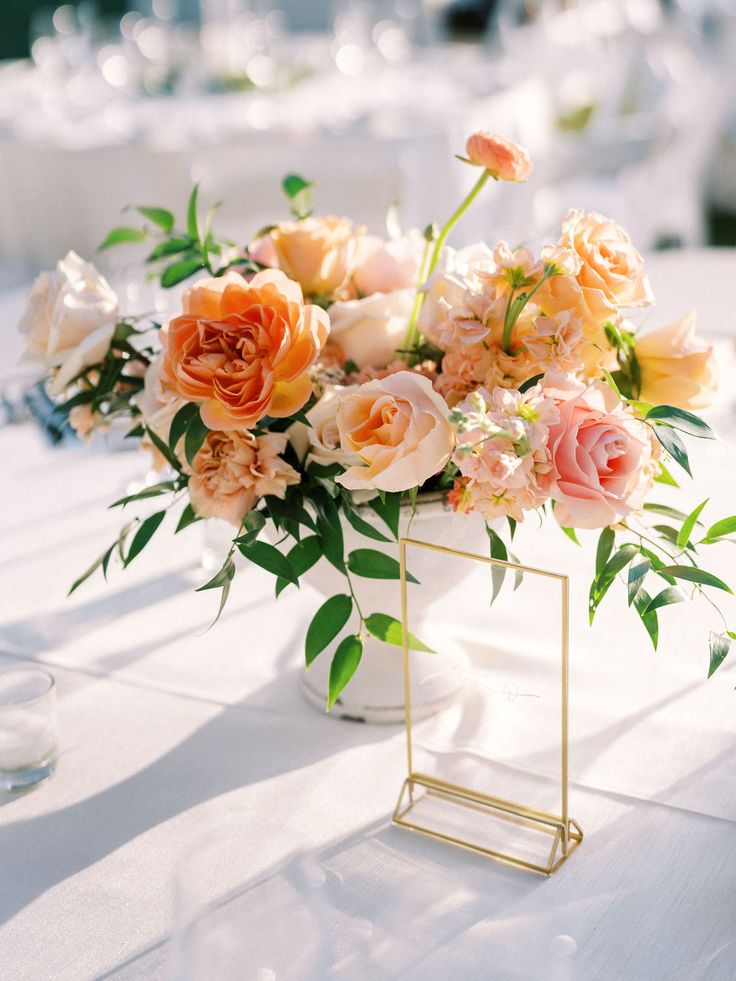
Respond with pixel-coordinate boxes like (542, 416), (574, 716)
(392, 538), (583, 876)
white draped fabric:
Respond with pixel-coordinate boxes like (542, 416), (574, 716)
(1, 251), (735, 979)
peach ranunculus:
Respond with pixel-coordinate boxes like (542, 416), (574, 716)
(19, 251), (118, 396)
(269, 216), (355, 298)
(558, 210), (654, 318)
(336, 371), (455, 492)
(160, 269), (329, 431)
(351, 231), (424, 297)
(327, 288), (414, 370)
(634, 312), (717, 410)
(187, 429), (299, 527)
(541, 372), (655, 529)
(465, 132), (534, 182)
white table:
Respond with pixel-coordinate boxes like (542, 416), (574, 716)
(1, 252), (736, 980)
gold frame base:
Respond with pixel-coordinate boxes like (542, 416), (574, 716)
(393, 772), (583, 877)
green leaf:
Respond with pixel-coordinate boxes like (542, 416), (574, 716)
(628, 557), (650, 606)
(487, 526), (508, 604)
(137, 206), (174, 233)
(69, 544), (111, 595)
(282, 174), (312, 199)
(559, 525), (581, 546)
(233, 510), (267, 548)
(327, 635), (363, 710)
(341, 502), (391, 543)
(364, 612), (435, 653)
(589, 544), (639, 622)
(656, 566), (733, 594)
(237, 540), (298, 585)
(347, 549), (418, 584)
(652, 424), (691, 477)
(147, 237), (192, 262)
(643, 586), (686, 614)
(654, 461), (679, 487)
(161, 257), (204, 288)
(305, 594), (353, 667)
(275, 536), (322, 596)
(145, 425), (182, 472)
(195, 556), (236, 628)
(308, 462), (343, 480)
(507, 516), (517, 540)
(518, 373), (543, 394)
(708, 631), (731, 678)
(316, 511), (346, 573)
(98, 226), (148, 251)
(677, 498), (709, 549)
(168, 402), (200, 450)
(595, 527), (615, 576)
(187, 184), (200, 242)
(124, 510), (166, 566)
(633, 588), (659, 649)
(600, 367), (622, 398)
(368, 493), (401, 539)
(175, 503), (201, 533)
(184, 409), (210, 467)
(642, 503), (689, 522)
(109, 481), (177, 509)
(646, 405), (716, 440)
(701, 515), (736, 543)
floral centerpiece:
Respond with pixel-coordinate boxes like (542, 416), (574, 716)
(19, 132), (735, 709)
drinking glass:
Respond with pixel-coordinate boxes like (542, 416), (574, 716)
(0, 668), (58, 792)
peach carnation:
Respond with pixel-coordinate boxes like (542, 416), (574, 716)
(160, 269), (328, 431)
(187, 430), (299, 528)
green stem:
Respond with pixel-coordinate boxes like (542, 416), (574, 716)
(401, 234), (434, 364)
(501, 269), (551, 355)
(401, 169), (491, 362)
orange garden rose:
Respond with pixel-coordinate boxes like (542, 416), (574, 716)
(270, 216), (355, 297)
(465, 132), (533, 181)
(161, 269), (329, 431)
(187, 430), (299, 527)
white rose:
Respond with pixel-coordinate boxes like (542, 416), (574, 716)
(351, 231), (424, 297)
(418, 242), (495, 338)
(19, 251), (118, 395)
(327, 288), (414, 369)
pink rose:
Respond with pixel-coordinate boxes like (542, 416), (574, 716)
(542, 373), (655, 529)
(187, 430), (299, 527)
(336, 371), (455, 492)
(465, 132), (533, 182)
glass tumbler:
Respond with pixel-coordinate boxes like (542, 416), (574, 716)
(0, 668), (58, 792)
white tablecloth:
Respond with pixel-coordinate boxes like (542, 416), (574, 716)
(1, 251), (736, 980)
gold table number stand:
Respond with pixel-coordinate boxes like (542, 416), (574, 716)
(392, 538), (583, 876)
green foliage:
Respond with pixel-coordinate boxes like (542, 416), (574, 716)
(282, 174), (314, 219)
(195, 556), (236, 628)
(305, 594), (353, 667)
(175, 503), (201, 534)
(708, 632), (732, 677)
(364, 613), (434, 652)
(124, 510), (167, 566)
(655, 566), (732, 594)
(701, 515), (736, 544)
(652, 424), (692, 477)
(368, 493), (402, 539)
(98, 226), (148, 251)
(589, 543), (638, 623)
(137, 207), (174, 233)
(677, 499), (708, 549)
(184, 409), (210, 467)
(327, 635), (363, 710)
(645, 405), (716, 440)
(347, 549), (418, 583)
(237, 541), (298, 585)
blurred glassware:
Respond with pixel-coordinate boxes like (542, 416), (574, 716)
(0, 668), (58, 793)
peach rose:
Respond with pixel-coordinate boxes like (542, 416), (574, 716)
(336, 371), (455, 492)
(327, 288), (414, 369)
(187, 429), (299, 527)
(541, 373), (655, 529)
(635, 312), (717, 410)
(351, 231), (424, 297)
(305, 385), (360, 469)
(270, 216), (354, 297)
(19, 251), (118, 396)
(559, 210), (654, 317)
(465, 132), (533, 182)
(160, 269), (328, 431)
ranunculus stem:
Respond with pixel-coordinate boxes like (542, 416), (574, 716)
(401, 169), (491, 362)
(426, 169), (490, 281)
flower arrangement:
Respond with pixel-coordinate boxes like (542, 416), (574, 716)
(19, 132), (734, 708)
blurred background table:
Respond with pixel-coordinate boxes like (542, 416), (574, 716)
(0, 251), (734, 979)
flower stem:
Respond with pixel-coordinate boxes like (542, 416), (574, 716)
(401, 234), (434, 364)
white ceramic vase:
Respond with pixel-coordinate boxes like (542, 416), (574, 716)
(300, 495), (487, 723)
